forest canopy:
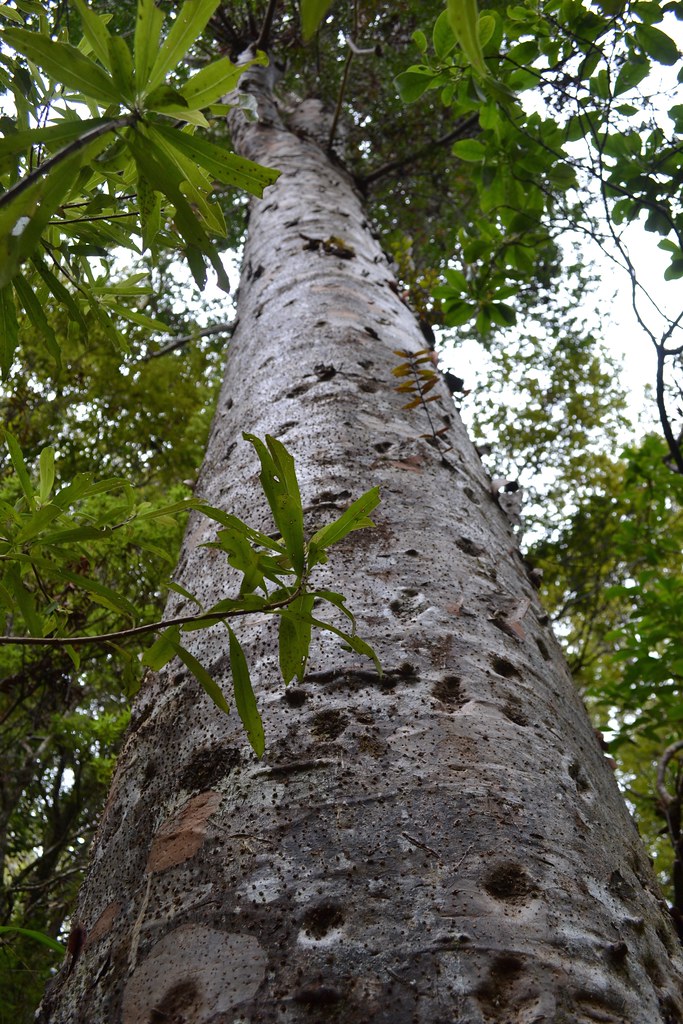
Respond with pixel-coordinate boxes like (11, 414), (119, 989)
(0, 0), (682, 1016)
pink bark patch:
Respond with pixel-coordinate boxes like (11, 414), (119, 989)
(146, 791), (222, 873)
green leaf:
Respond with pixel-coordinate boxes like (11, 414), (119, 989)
(150, 124), (279, 198)
(171, 639), (232, 716)
(448, 0), (489, 78)
(72, 0), (113, 69)
(107, 36), (135, 101)
(134, 0), (165, 89)
(0, 117), (112, 169)
(38, 446), (55, 504)
(395, 67), (438, 103)
(179, 55), (260, 109)
(310, 613), (382, 675)
(0, 283), (18, 378)
(146, 0), (222, 93)
(3, 428), (34, 508)
(433, 10), (456, 59)
(27, 554), (138, 617)
(0, 926), (65, 954)
(15, 503), (64, 543)
(141, 625), (180, 670)
(2, 28), (119, 104)
(278, 593), (315, 683)
(243, 434), (305, 574)
(13, 273), (61, 369)
(636, 24), (680, 64)
(309, 487), (380, 559)
(301, 0), (336, 41)
(229, 626), (265, 756)
(452, 138), (487, 162)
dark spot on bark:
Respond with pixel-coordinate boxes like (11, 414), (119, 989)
(404, 548), (419, 556)
(179, 746), (240, 792)
(285, 382), (312, 399)
(432, 675), (464, 708)
(536, 637), (551, 660)
(604, 941), (628, 967)
(484, 862), (537, 903)
(294, 984), (344, 1007)
(463, 486), (480, 504)
(225, 397), (233, 410)
(149, 979), (199, 1023)
(357, 359), (374, 369)
(302, 903), (345, 939)
(398, 662), (417, 678)
(283, 687), (307, 707)
(389, 599), (401, 614)
(374, 441), (392, 453)
(359, 379), (380, 393)
(478, 953), (524, 1011)
(456, 536), (485, 557)
(568, 761), (590, 792)
(502, 697), (528, 727)
(276, 420), (299, 434)
(491, 657), (520, 678)
(311, 709), (348, 740)
(358, 733), (387, 758)
(364, 326), (380, 339)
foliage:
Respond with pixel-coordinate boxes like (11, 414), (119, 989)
(0, 0), (278, 370)
(399, 0), (683, 467)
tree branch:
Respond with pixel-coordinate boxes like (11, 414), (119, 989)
(0, 585), (302, 652)
(141, 321), (236, 361)
(0, 115), (138, 213)
(359, 114), (479, 188)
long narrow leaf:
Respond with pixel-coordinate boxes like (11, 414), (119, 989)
(134, 0), (165, 89)
(229, 626), (264, 756)
(172, 639), (231, 716)
(151, 124), (280, 198)
(0, 284), (18, 378)
(0, 926), (65, 954)
(2, 28), (119, 104)
(146, 0), (221, 93)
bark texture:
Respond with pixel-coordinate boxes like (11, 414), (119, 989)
(40, 71), (683, 1024)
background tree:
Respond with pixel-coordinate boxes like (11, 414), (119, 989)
(0, 0), (682, 1019)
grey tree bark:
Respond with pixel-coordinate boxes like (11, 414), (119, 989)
(39, 68), (683, 1024)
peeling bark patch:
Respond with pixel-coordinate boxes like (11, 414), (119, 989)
(179, 746), (240, 792)
(302, 902), (345, 939)
(122, 925), (266, 1024)
(84, 901), (121, 948)
(456, 536), (485, 557)
(484, 862), (537, 904)
(432, 675), (464, 709)
(146, 791), (222, 873)
(491, 657), (520, 679)
(311, 709), (349, 740)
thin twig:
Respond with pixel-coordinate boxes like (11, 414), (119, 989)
(0, 583), (303, 650)
(254, 0), (279, 51)
(360, 115), (479, 187)
(141, 321), (236, 361)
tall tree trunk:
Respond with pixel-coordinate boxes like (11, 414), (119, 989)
(40, 71), (683, 1024)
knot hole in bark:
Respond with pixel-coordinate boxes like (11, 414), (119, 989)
(484, 862), (538, 904)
